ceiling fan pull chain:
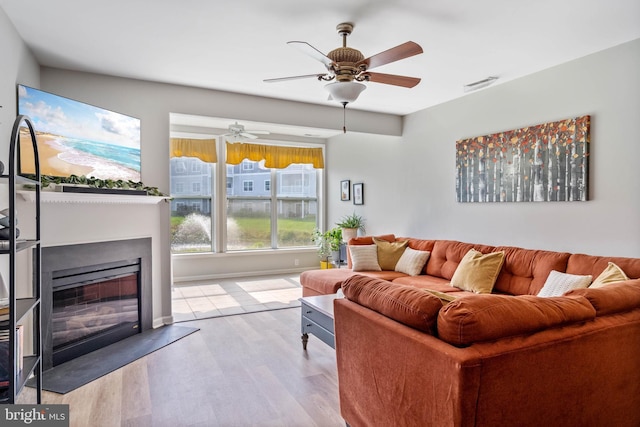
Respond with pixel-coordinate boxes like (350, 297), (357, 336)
(342, 102), (347, 133)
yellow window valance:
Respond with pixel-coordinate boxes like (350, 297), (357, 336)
(226, 142), (324, 169)
(170, 138), (217, 163)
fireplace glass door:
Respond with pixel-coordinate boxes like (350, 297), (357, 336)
(52, 270), (140, 365)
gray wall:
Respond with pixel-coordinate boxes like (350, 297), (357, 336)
(327, 38), (640, 257)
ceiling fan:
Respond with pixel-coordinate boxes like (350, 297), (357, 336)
(264, 22), (423, 106)
(222, 121), (270, 140)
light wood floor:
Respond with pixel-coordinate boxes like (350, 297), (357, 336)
(19, 307), (344, 427)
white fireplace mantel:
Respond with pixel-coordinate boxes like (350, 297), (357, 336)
(18, 190), (169, 205)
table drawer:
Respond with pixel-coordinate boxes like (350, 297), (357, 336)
(301, 304), (334, 332)
(302, 317), (335, 349)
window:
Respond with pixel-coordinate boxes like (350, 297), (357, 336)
(175, 161), (186, 174)
(170, 136), (323, 254)
(170, 156), (214, 253)
(227, 158), (319, 251)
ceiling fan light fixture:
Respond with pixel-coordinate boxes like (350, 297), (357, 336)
(325, 81), (366, 104)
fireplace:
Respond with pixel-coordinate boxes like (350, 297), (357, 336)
(42, 238), (152, 371)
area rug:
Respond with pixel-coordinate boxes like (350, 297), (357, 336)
(30, 324), (199, 394)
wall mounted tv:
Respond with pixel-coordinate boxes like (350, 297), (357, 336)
(17, 84), (141, 182)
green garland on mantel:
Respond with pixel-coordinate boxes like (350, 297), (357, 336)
(23, 174), (166, 197)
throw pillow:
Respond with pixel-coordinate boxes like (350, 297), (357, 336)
(538, 270), (592, 297)
(349, 245), (381, 272)
(590, 262), (629, 288)
(450, 249), (505, 294)
(373, 237), (408, 270)
(395, 247), (431, 276)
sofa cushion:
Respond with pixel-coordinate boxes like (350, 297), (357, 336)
(493, 246), (571, 295)
(426, 240), (497, 280)
(394, 247), (431, 276)
(450, 249), (505, 294)
(300, 269), (356, 296)
(590, 262), (629, 288)
(341, 275), (443, 334)
(349, 245), (382, 272)
(565, 279), (640, 316)
(437, 294), (596, 347)
(538, 270), (591, 297)
(373, 237), (408, 270)
(566, 253), (640, 280)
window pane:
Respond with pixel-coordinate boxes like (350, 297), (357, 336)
(227, 199), (271, 250)
(171, 198), (212, 253)
(277, 200), (317, 247)
(170, 156), (214, 253)
(276, 164), (317, 197)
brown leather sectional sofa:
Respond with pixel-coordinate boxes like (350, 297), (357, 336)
(300, 235), (640, 426)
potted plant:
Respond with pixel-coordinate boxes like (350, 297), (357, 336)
(312, 227), (343, 269)
(336, 212), (365, 242)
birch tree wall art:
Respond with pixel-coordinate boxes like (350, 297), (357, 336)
(456, 115), (590, 203)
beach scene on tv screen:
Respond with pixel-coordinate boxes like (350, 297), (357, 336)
(17, 85), (141, 182)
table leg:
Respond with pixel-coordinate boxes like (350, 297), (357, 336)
(301, 333), (309, 350)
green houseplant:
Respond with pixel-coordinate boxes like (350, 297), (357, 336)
(312, 227), (342, 268)
(336, 212), (365, 242)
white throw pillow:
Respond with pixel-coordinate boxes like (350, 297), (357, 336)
(395, 247), (431, 276)
(349, 245), (381, 272)
(538, 270), (592, 297)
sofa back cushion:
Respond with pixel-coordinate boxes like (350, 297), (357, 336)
(437, 294), (596, 347)
(425, 240), (496, 280)
(493, 246), (571, 295)
(341, 274), (443, 334)
(566, 253), (640, 280)
(565, 279), (640, 316)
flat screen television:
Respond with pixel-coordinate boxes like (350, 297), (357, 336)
(17, 84), (141, 182)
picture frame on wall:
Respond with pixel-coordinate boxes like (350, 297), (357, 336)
(353, 183), (364, 205)
(341, 180), (350, 201)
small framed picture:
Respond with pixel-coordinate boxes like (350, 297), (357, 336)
(341, 180), (350, 201)
(353, 183), (364, 205)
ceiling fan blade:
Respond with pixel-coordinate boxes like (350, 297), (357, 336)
(240, 132), (258, 139)
(364, 72), (421, 88)
(356, 41), (423, 71)
(264, 73), (327, 83)
(287, 41), (335, 70)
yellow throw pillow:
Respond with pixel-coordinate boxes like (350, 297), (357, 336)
(450, 249), (505, 294)
(590, 262), (629, 288)
(373, 237), (408, 271)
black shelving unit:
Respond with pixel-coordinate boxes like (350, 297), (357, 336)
(0, 115), (42, 403)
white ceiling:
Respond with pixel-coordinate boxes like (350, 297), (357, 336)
(2, 0), (639, 117)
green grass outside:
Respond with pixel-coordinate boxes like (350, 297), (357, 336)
(171, 214), (316, 250)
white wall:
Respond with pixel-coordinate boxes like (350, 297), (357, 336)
(327, 39), (640, 258)
(0, 7), (40, 293)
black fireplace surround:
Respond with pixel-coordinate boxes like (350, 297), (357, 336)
(41, 238), (153, 371)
